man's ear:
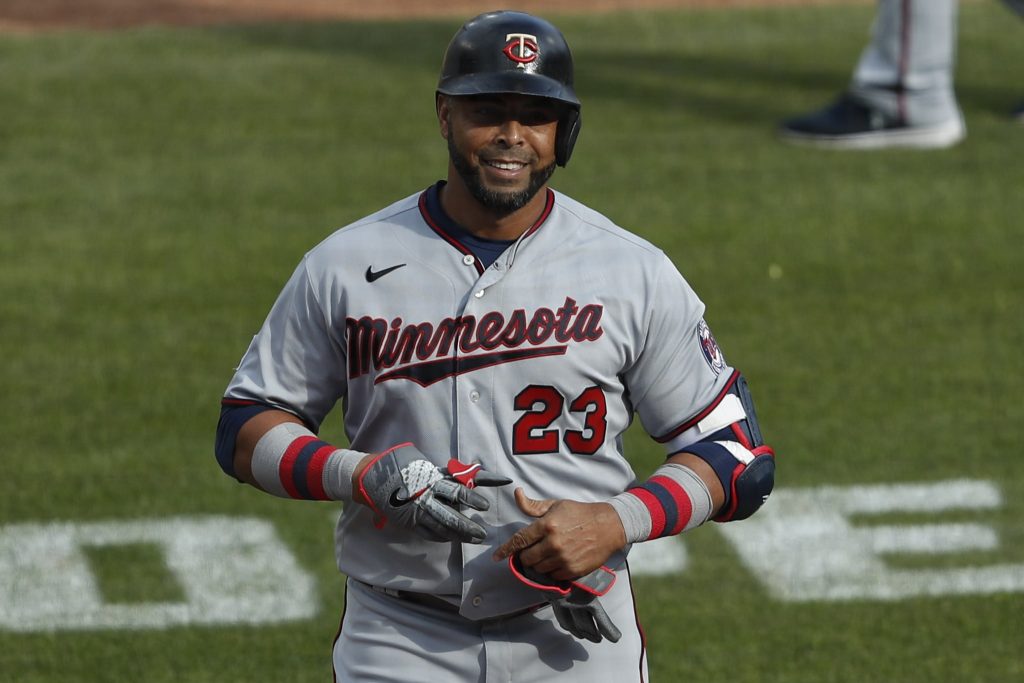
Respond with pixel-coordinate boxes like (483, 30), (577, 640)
(436, 94), (451, 140)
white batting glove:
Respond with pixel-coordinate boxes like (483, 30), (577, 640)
(357, 443), (511, 544)
(509, 555), (622, 643)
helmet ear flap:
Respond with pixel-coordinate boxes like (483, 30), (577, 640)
(556, 108), (581, 167)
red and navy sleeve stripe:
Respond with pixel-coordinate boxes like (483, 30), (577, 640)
(626, 476), (694, 540)
(278, 436), (338, 500)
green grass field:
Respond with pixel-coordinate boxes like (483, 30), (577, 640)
(2, 3), (1022, 682)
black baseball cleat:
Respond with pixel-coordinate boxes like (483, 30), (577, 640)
(1012, 100), (1024, 124)
(1003, 0), (1024, 17)
(778, 93), (965, 150)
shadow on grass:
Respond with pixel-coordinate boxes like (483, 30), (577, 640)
(206, 19), (846, 128)
(204, 10), (1018, 129)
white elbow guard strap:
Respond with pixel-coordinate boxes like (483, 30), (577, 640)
(251, 422), (364, 501)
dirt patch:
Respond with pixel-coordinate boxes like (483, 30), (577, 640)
(0, 0), (866, 33)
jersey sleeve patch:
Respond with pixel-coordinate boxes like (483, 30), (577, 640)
(697, 319), (725, 375)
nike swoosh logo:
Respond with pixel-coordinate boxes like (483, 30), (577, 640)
(388, 489), (412, 507)
(366, 263), (407, 282)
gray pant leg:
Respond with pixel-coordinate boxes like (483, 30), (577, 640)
(850, 0), (960, 125)
(1001, 0), (1024, 19)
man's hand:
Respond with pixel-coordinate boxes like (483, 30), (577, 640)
(357, 443), (511, 543)
(493, 488), (627, 581)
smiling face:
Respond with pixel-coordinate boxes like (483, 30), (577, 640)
(439, 93), (561, 219)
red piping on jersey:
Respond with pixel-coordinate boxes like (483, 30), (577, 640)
(624, 559), (648, 683)
(419, 191), (482, 274)
(522, 188), (555, 239)
(653, 369), (741, 444)
(417, 187), (555, 274)
(331, 583), (349, 683)
(221, 397), (259, 407)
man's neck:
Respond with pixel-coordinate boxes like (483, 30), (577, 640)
(439, 173), (549, 242)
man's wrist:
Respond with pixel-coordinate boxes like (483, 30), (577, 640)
(607, 494), (651, 545)
(595, 501), (629, 550)
(349, 453), (378, 506)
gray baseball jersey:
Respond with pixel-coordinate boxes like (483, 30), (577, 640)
(225, 182), (734, 622)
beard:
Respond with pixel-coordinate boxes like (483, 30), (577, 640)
(448, 135), (556, 217)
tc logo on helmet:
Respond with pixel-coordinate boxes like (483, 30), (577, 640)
(503, 33), (539, 68)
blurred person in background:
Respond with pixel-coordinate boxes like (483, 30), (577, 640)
(779, 0), (1023, 149)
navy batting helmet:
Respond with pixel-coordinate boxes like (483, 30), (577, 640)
(437, 11), (582, 166)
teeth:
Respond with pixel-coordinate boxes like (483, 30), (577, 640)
(488, 161), (525, 170)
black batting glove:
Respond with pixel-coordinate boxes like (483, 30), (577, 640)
(509, 554), (622, 643)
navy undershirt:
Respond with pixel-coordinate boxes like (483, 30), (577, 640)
(424, 181), (515, 269)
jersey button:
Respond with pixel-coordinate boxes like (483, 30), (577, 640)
(474, 290), (485, 298)
(472, 596), (483, 607)
(463, 254), (476, 266)
(470, 390), (480, 402)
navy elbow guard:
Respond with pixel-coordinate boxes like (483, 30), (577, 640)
(684, 443), (775, 521)
(720, 451), (775, 521)
(215, 399), (275, 480)
(670, 372), (776, 522)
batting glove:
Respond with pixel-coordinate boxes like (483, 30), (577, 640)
(509, 554), (622, 643)
(357, 443), (511, 544)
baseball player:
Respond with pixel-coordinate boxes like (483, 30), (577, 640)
(779, 0), (1024, 148)
(215, 11), (775, 682)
